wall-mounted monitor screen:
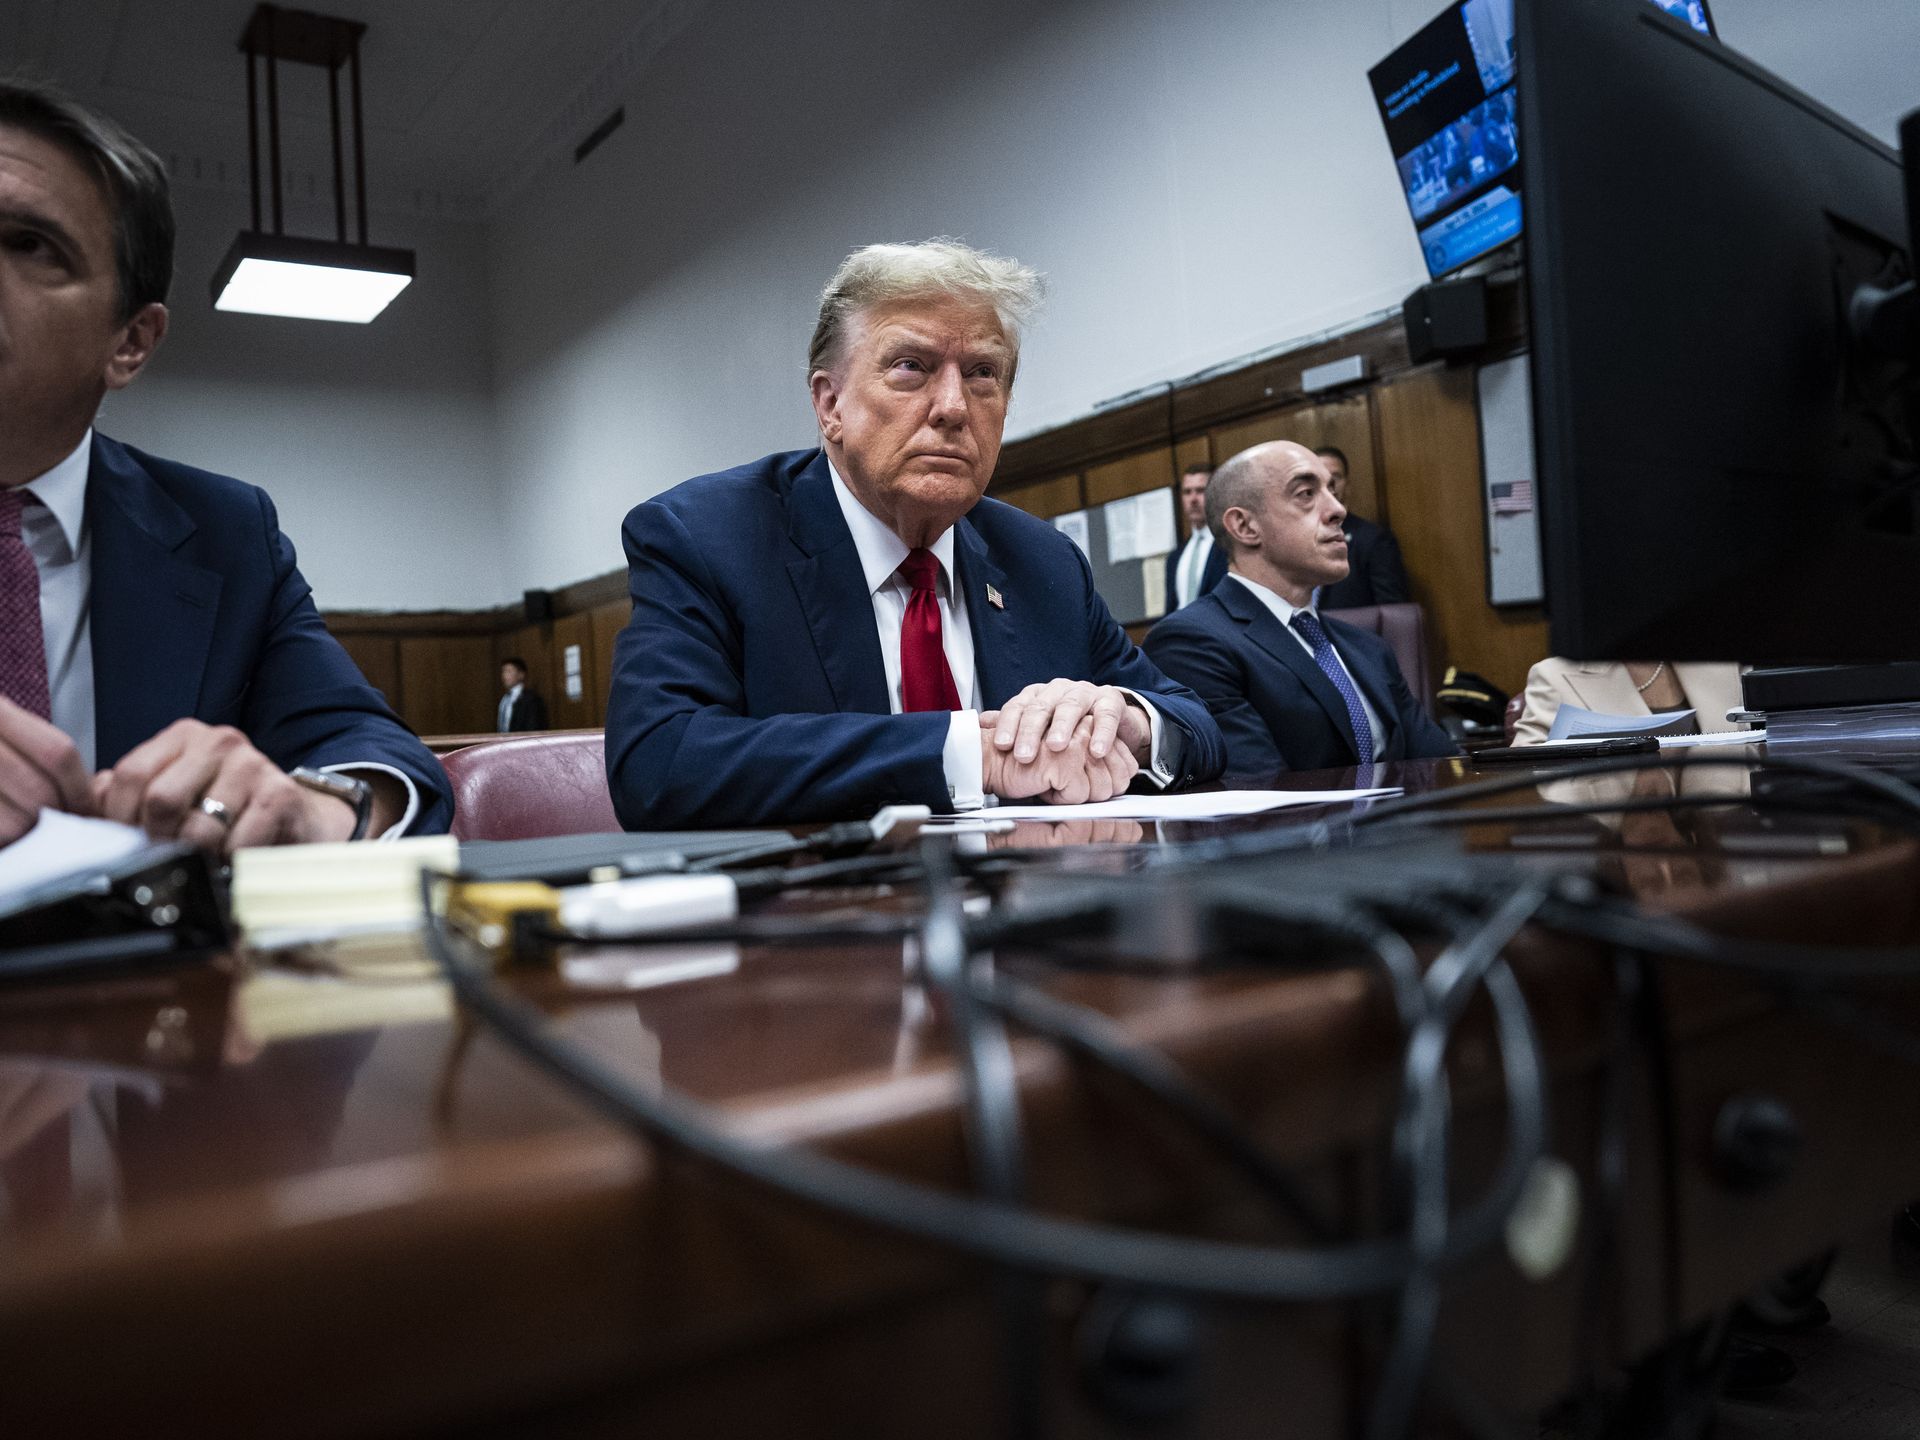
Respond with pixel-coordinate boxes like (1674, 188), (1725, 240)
(1645, 0), (1716, 38)
(1369, 0), (1523, 279)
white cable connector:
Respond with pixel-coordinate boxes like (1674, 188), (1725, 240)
(558, 873), (739, 938)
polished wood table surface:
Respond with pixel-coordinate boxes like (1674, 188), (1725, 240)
(3, 745), (1919, 1438)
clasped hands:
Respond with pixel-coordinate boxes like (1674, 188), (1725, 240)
(0, 697), (361, 855)
(978, 679), (1151, 804)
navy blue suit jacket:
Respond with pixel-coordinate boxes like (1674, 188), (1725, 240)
(88, 434), (453, 833)
(1163, 531), (1228, 614)
(1316, 514), (1410, 610)
(606, 449), (1226, 829)
(1143, 577), (1456, 779)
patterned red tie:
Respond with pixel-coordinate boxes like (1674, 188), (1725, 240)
(0, 489), (51, 720)
(897, 548), (962, 712)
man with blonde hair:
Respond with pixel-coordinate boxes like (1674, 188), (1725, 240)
(606, 239), (1224, 828)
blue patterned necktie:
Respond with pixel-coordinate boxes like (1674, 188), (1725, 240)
(1291, 609), (1375, 762)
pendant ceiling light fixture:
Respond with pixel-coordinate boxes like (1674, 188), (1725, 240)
(210, 5), (415, 323)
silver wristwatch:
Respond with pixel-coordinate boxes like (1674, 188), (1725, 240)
(289, 767), (374, 840)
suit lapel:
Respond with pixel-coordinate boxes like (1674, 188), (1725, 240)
(956, 518), (1021, 706)
(87, 437), (223, 766)
(1217, 580), (1362, 763)
(783, 452), (890, 714)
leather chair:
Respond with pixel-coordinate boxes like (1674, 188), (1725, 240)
(442, 732), (622, 841)
(1322, 601), (1435, 717)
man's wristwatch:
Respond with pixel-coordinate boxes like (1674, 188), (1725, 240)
(289, 767), (374, 840)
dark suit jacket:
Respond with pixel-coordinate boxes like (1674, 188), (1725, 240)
(1164, 531), (1228, 614)
(504, 689), (549, 732)
(88, 434), (453, 833)
(1143, 577), (1456, 779)
(1316, 514), (1410, 610)
(605, 449), (1226, 829)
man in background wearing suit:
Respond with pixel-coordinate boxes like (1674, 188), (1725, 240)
(605, 239), (1225, 829)
(1164, 461), (1225, 613)
(497, 657), (549, 733)
(1312, 445), (1412, 610)
(0, 81), (450, 852)
(1144, 441), (1455, 778)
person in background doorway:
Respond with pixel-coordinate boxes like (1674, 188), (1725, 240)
(497, 657), (549, 733)
(1164, 462), (1226, 613)
(1313, 445), (1411, 610)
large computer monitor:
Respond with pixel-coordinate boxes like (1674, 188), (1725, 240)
(1518, 0), (1917, 662)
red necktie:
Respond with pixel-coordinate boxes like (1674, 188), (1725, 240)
(897, 548), (962, 712)
(0, 489), (51, 720)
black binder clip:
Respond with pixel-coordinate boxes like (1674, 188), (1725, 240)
(0, 843), (232, 985)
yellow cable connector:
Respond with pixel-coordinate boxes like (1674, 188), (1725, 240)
(444, 881), (562, 965)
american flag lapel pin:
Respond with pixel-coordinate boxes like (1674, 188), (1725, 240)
(986, 584), (1005, 610)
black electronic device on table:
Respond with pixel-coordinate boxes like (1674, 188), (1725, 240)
(1518, 0), (1917, 664)
(1470, 736), (1660, 766)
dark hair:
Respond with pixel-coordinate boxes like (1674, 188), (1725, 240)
(501, 656), (529, 673)
(1181, 462), (1214, 479)
(1314, 445), (1349, 470)
(0, 77), (174, 318)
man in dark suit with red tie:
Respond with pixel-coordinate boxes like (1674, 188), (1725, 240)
(604, 240), (1224, 829)
(1144, 442), (1454, 779)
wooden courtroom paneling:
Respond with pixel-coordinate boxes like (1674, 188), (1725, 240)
(1374, 364), (1548, 697)
(1083, 447), (1174, 507)
(397, 633), (497, 737)
(548, 612), (599, 731)
(589, 601), (628, 726)
(997, 473), (1082, 520)
(333, 632), (402, 713)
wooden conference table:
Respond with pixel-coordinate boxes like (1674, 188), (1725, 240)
(2, 743), (1919, 1438)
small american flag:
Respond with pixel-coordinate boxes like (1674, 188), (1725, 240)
(1491, 479), (1535, 515)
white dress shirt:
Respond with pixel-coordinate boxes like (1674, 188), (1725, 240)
(17, 430), (419, 837)
(826, 464), (1175, 808)
(498, 683), (523, 733)
(1227, 572), (1387, 761)
(1175, 529), (1215, 609)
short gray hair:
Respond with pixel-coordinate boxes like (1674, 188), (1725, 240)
(808, 238), (1044, 387)
(1205, 446), (1273, 554)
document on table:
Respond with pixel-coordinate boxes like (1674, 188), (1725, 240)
(980, 788), (1401, 822)
(1545, 704), (1695, 742)
(0, 810), (150, 915)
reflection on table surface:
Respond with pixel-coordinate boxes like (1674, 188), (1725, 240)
(0, 741), (1911, 1262)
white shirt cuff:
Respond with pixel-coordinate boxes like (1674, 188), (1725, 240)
(942, 710), (985, 812)
(1117, 690), (1175, 790)
(321, 761), (421, 839)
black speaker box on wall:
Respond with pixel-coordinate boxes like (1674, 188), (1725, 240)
(523, 589), (554, 623)
(1403, 276), (1488, 364)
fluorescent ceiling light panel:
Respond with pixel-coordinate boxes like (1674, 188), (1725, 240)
(215, 257), (411, 322)
(210, 233), (416, 324)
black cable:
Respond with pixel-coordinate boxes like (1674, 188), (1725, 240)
(1368, 885), (1551, 1440)
(423, 867), (1543, 1304)
(1349, 751), (1920, 836)
(976, 970), (1340, 1242)
(917, 842), (1048, 1440)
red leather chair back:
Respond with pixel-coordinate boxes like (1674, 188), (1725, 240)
(1321, 602), (1435, 717)
(442, 732), (621, 841)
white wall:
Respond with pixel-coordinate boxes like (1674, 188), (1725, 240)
(90, 0), (1916, 609)
(98, 188), (507, 612)
(486, 0), (1448, 598)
